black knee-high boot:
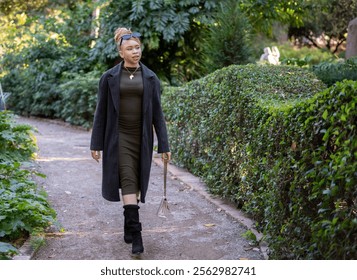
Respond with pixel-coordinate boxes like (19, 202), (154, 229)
(123, 210), (133, 244)
(123, 205), (144, 255)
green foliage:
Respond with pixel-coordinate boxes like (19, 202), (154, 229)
(2, 51), (100, 126)
(241, 230), (258, 245)
(279, 44), (335, 67)
(239, 0), (308, 36)
(90, 0), (218, 83)
(244, 80), (357, 259)
(1, 0), (218, 121)
(0, 0), (48, 15)
(0, 111), (56, 259)
(0, 111), (36, 162)
(56, 71), (100, 128)
(0, 1), (92, 56)
(2, 36), (69, 117)
(312, 57), (357, 87)
(0, 162), (55, 239)
(288, 0), (357, 53)
(0, 1), (102, 125)
(163, 65), (357, 259)
(0, 242), (18, 260)
(163, 64), (323, 201)
(202, 0), (253, 73)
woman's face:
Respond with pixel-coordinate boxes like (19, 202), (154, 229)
(119, 39), (142, 67)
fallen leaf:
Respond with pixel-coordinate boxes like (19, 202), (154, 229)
(204, 223), (216, 227)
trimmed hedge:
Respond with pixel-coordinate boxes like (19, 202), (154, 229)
(162, 64), (356, 259)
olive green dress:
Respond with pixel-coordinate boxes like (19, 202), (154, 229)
(118, 66), (143, 196)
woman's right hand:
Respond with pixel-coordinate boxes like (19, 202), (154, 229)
(91, 150), (101, 163)
(162, 152), (171, 162)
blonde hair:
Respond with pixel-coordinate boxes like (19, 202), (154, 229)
(114, 27), (141, 50)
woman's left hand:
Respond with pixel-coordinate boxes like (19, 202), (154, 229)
(162, 152), (171, 162)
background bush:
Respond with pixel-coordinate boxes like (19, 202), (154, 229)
(55, 71), (100, 128)
(1, 43), (100, 128)
(2, 37), (70, 117)
(312, 57), (357, 87)
(279, 43), (335, 67)
(0, 111), (36, 162)
(162, 64), (356, 259)
(0, 3), (101, 127)
(201, 0), (253, 73)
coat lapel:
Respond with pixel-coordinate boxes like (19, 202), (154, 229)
(108, 63), (122, 112)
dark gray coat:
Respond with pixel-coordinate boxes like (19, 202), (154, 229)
(90, 62), (170, 203)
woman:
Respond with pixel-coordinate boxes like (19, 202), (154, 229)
(90, 27), (171, 255)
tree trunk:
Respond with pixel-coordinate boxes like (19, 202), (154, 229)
(90, 0), (100, 47)
(346, 18), (357, 59)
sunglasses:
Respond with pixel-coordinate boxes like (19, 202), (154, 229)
(119, 32), (141, 46)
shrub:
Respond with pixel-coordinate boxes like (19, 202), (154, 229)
(201, 0), (253, 73)
(56, 71), (99, 128)
(0, 162), (55, 241)
(1, 38), (69, 117)
(0, 111), (56, 259)
(163, 64), (356, 259)
(312, 57), (357, 87)
(1, 33), (101, 126)
(279, 43), (335, 66)
(0, 111), (36, 162)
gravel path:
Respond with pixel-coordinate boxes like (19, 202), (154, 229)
(17, 117), (264, 260)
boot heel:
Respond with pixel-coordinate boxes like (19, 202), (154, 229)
(131, 224), (144, 255)
(124, 231), (133, 244)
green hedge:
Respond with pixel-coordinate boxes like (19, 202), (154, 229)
(246, 80), (357, 259)
(0, 111), (56, 259)
(162, 64), (356, 259)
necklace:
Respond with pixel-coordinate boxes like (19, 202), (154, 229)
(124, 66), (140, 80)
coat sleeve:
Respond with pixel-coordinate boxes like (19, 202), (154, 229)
(90, 73), (108, 151)
(152, 77), (170, 153)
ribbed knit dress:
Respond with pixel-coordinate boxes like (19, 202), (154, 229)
(118, 66), (143, 196)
